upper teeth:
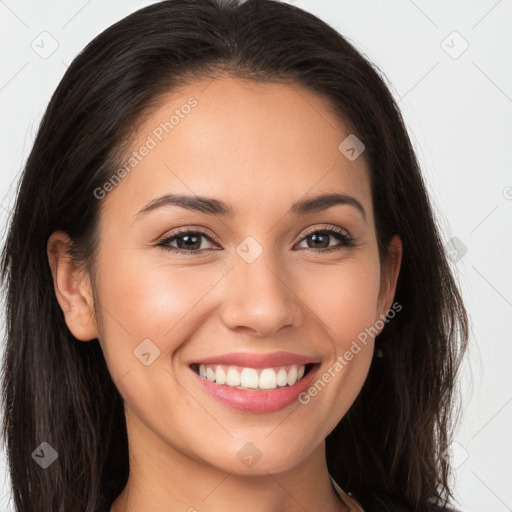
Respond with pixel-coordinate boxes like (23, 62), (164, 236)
(198, 364), (306, 390)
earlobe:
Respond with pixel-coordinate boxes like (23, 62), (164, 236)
(47, 231), (99, 342)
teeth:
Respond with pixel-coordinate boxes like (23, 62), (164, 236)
(215, 367), (226, 385)
(259, 368), (277, 390)
(240, 368), (259, 389)
(195, 363), (308, 390)
(206, 367), (216, 382)
(226, 367), (241, 386)
(287, 366), (298, 386)
(276, 368), (288, 387)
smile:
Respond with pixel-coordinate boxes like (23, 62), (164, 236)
(188, 351), (320, 412)
(190, 363), (313, 391)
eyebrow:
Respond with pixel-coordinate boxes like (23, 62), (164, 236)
(134, 192), (366, 222)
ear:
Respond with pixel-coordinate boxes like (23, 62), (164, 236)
(376, 234), (402, 320)
(47, 230), (99, 341)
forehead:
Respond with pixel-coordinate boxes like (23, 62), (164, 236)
(102, 76), (373, 224)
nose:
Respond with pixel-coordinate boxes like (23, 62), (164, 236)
(219, 250), (305, 337)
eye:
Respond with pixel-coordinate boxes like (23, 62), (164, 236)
(294, 225), (356, 253)
(156, 228), (219, 254)
(156, 225), (357, 255)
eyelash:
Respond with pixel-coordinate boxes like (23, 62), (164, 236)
(156, 225), (357, 255)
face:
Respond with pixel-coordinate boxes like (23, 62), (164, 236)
(50, 76), (401, 476)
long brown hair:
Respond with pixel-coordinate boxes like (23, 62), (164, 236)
(1, 1), (468, 510)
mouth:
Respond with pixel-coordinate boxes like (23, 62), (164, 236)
(189, 362), (316, 391)
(189, 360), (321, 413)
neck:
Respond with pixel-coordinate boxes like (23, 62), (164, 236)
(110, 408), (348, 512)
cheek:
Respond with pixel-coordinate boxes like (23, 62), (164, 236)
(295, 256), (381, 348)
(93, 248), (226, 374)
(295, 259), (379, 404)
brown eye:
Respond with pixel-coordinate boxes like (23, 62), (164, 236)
(295, 227), (356, 253)
(156, 226), (356, 256)
(157, 229), (219, 254)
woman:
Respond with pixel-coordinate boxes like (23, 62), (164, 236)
(0, 0), (469, 511)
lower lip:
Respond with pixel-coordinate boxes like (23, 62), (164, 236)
(191, 364), (320, 413)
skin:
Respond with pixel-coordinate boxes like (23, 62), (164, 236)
(47, 76), (402, 512)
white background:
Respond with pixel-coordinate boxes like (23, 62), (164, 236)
(1, 1), (511, 511)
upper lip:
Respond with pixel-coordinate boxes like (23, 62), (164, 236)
(190, 351), (318, 369)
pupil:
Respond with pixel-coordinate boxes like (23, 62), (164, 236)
(178, 234), (200, 250)
(309, 232), (328, 248)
